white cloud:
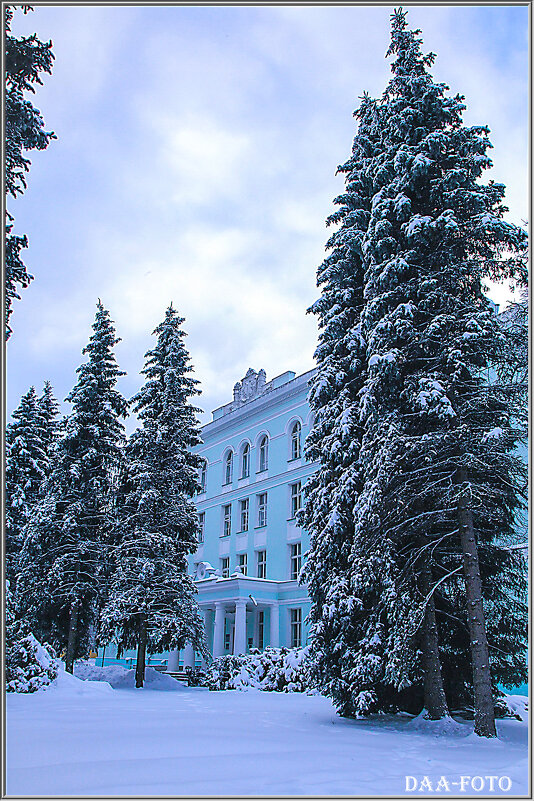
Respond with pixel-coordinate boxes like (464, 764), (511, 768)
(149, 113), (251, 207)
(95, 221), (317, 419)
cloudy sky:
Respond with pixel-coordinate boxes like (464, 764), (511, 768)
(7, 4), (528, 425)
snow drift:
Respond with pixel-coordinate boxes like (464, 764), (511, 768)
(74, 661), (183, 691)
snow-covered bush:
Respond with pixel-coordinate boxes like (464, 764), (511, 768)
(6, 632), (59, 693)
(206, 647), (313, 693)
(6, 580), (59, 693)
(494, 694), (528, 721)
(205, 654), (247, 691)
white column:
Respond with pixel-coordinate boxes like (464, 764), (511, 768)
(253, 609), (259, 648)
(183, 642), (195, 668)
(234, 600), (247, 655)
(213, 602), (225, 658)
(270, 603), (279, 647)
(167, 649), (180, 672)
(201, 609), (214, 670)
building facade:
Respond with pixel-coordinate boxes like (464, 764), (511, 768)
(166, 367), (317, 671)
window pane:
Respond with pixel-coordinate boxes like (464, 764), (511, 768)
(259, 436), (268, 471)
(290, 608), (302, 648)
(258, 493), (267, 527)
(242, 444), (250, 478)
(290, 481), (302, 517)
(225, 452), (233, 484)
(240, 498), (249, 531)
(223, 504), (231, 537)
(290, 542), (302, 579)
(257, 550), (266, 578)
(291, 422), (301, 460)
(199, 461), (207, 492)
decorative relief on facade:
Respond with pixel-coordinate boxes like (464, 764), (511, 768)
(232, 368), (267, 408)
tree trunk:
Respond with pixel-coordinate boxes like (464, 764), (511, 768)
(135, 616), (147, 689)
(419, 548), (449, 719)
(65, 598), (80, 674)
(457, 472), (496, 738)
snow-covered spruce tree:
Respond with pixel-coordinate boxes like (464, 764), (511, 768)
(17, 301), (128, 672)
(303, 9), (527, 736)
(5, 5), (55, 339)
(301, 70), (418, 722)
(99, 305), (206, 688)
(38, 380), (61, 461)
(5, 386), (49, 585)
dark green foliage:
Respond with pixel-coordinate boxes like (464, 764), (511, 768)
(17, 302), (128, 662)
(100, 306), (206, 670)
(5, 385), (48, 583)
(5, 5), (55, 339)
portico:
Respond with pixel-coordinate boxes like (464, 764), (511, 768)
(166, 574), (290, 668)
(207, 597), (270, 657)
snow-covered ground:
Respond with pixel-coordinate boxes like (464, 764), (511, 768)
(6, 667), (529, 796)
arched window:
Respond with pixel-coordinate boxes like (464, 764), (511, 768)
(224, 451), (233, 485)
(290, 421), (301, 460)
(258, 435), (269, 472)
(241, 443), (250, 478)
(199, 460), (207, 493)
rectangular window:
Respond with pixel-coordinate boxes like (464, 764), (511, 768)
(198, 512), (205, 544)
(290, 481), (302, 519)
(222, 504), (231, 537)
(258, 610), (264, 650)
(239, 498), (249, 532)
(290, 542), (302, 580)
(257, 493), (267, 527)
(238, 552), (247, 576)
(256, 550), (266, 579)
(221, 556), (230, 578)
(290, 608), (302, 648)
